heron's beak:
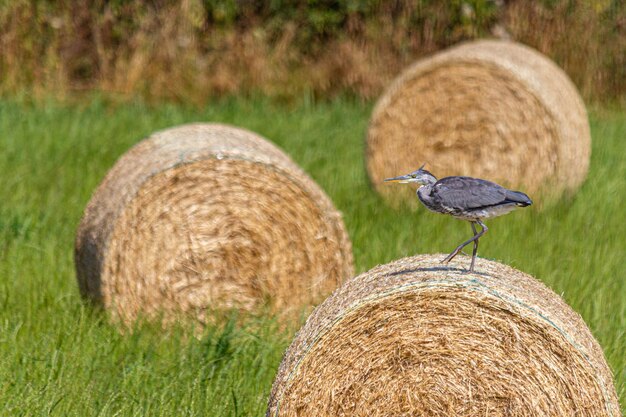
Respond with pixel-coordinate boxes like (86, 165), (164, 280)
(384, 174), (411, 184)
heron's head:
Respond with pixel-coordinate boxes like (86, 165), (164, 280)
(384, 164), (437, 186)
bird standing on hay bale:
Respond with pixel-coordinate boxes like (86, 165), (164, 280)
(385, 165), (532, 272)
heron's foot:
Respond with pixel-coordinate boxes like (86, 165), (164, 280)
(441, 250), (469, 265)
(441, 248), (461, 264)
(440, 253), (451, 264)
(467, 254), (479, 273)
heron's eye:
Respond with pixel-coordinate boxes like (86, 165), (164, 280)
(411, 174), (417, 178)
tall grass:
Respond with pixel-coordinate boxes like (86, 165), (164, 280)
(0, 97), (624, 415)
(1, 0), (624, 102)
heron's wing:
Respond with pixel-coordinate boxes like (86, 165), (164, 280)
(433, 177), (507, 210)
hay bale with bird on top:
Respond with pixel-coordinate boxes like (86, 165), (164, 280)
(267, 254), (619, 417)
(367, 40), (591, 205)
(75, 123), (354, 325)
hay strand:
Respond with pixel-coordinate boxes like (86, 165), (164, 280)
(75, 123), (354, 325)
(367, 40), (591, 205)
(267, 255), (619, 417)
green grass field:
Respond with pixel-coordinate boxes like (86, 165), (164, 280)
(0, 97), (624, 415)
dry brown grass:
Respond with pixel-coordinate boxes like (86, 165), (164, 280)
(503, 1), (626, 100)
(1, 1), (623, 103)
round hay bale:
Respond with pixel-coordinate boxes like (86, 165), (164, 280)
(267, 255), (619, 417)
(75, 123), (354, 325)
(367, 40), (590, 205)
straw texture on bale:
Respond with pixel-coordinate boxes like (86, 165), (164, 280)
(367, 40), (590, 204)
(267, 255), (619, 417)
(75, 123), (353, 324)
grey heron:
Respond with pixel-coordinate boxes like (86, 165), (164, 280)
(385, 165), (532, 272)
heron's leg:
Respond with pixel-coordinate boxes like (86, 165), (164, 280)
(469, 220), (488, 272)
(442, 220), (488, 266)
(470, 222), (479, 272)
(441, 227), (478, 263)
(460, 222), (477, 256)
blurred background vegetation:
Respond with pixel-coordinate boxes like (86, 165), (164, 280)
(1, 2), (625, 414)
(1, 0), (624, 103)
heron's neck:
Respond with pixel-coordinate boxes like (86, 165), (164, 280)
(417, 183), (433, 194)
(416, 184), (434, 208)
